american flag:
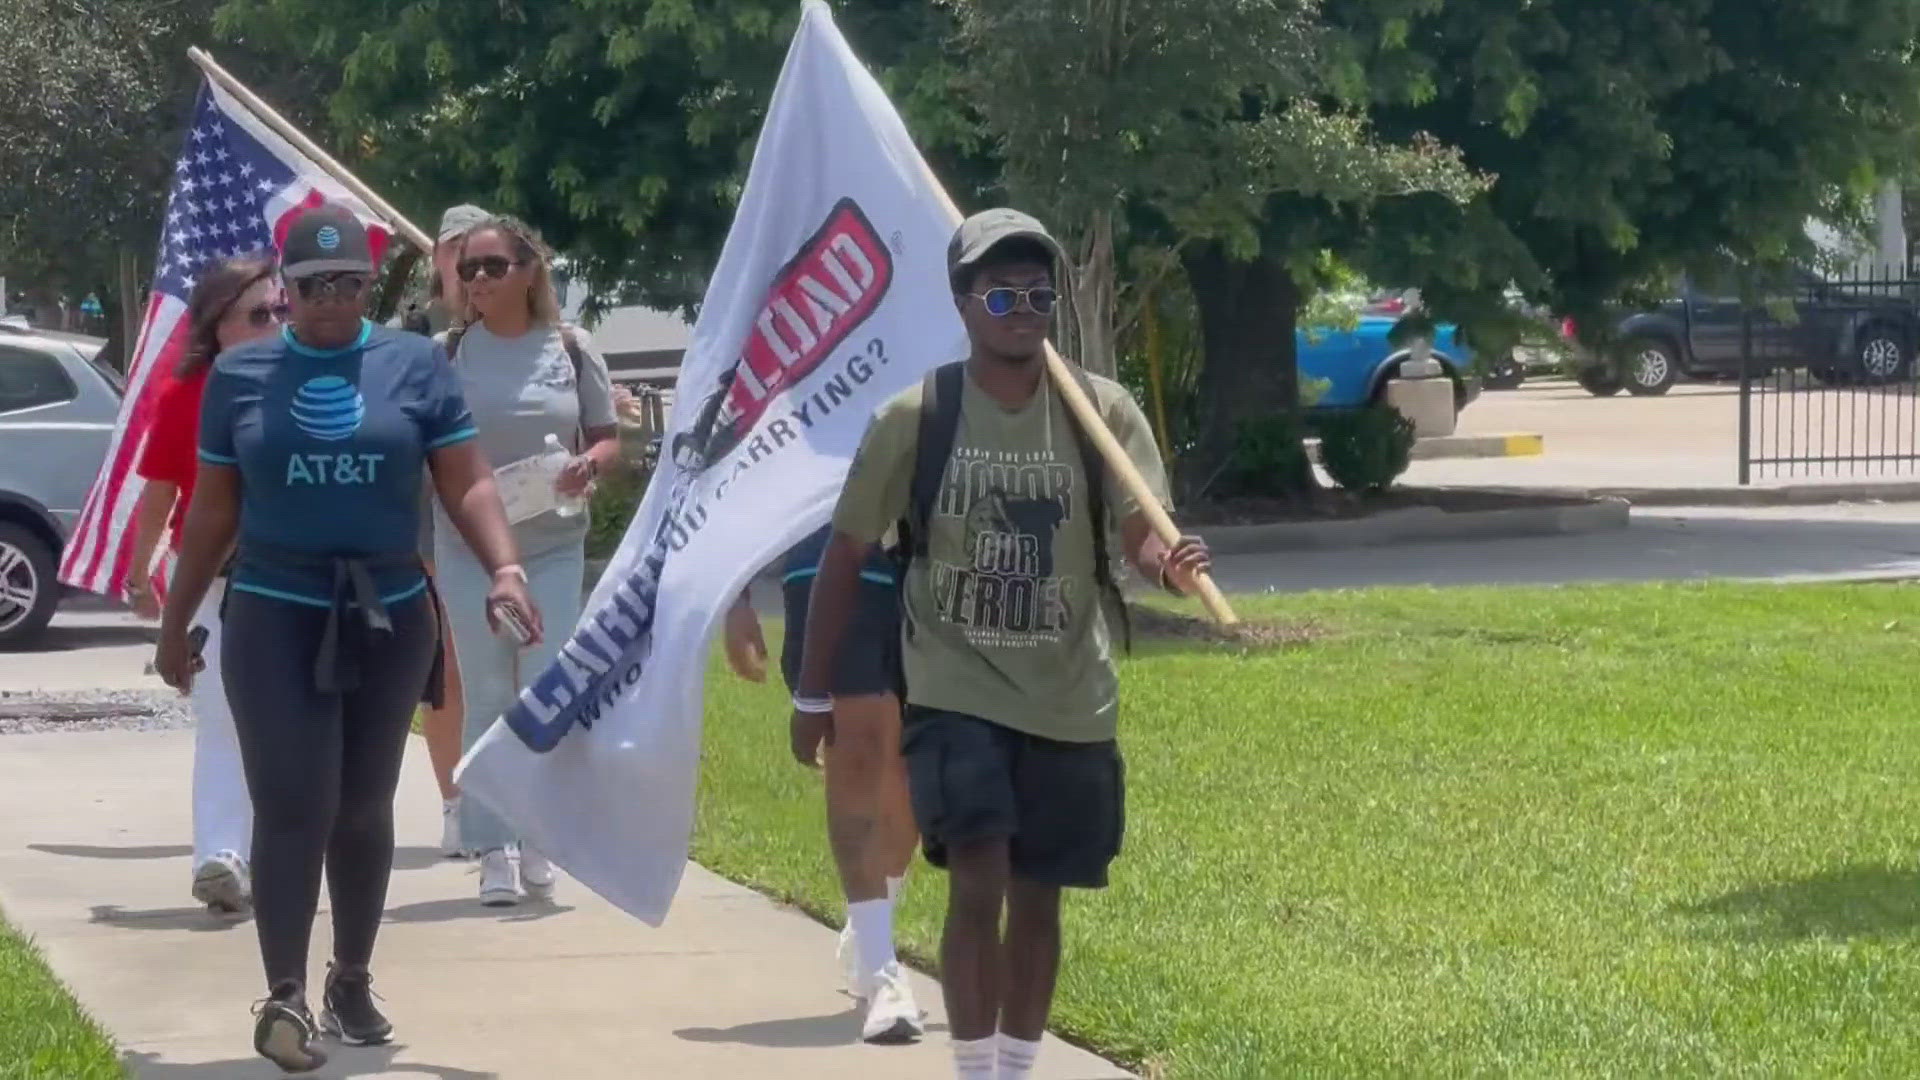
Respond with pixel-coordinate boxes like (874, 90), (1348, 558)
(59, 77), (393, 598)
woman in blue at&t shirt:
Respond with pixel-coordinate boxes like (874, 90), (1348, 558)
(153, 207), (540, 1074)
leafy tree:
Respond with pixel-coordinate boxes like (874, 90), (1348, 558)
(217, 0), (996, 319)
(0, 0), (334, 363)
(942, 0), (1481, 380)
(1175, 0), (1920, 492)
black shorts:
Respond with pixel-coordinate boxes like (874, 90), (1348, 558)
(901, 707), (1126, 890)
(780, 576), (900, 698)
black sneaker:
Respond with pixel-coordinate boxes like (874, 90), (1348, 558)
(320, 963), (393, 1046)
(252, 984), (327, 1073)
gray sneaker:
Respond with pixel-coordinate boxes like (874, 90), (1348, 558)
(191, 851), (250, 918)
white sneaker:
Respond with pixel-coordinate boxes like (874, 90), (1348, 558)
(478, 849), (519, 907)
(441, 798), (471, 859)
(517, 845), (556, 902)
(837, 922), (866, 999)
(860, 962), (924, 1044)
(192, 851), (251, 917)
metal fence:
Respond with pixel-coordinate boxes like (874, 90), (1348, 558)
(1739, 269), (1920, 483)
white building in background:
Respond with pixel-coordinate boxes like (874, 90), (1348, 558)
(556, 277), (691, 388)
(1805, 180), (1907, 280)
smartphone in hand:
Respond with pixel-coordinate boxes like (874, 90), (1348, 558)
(491, 600), (533, 646)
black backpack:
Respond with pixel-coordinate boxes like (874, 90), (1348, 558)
(891, 360), (1129, 659)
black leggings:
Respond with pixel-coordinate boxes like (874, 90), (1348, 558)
(222, 589), (437, 991)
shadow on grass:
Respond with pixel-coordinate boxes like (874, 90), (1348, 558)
(1676, 862), (1920, 940)
(123, 1043), (496, 1078)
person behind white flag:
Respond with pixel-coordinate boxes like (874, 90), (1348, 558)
(455, 0), (967, 969)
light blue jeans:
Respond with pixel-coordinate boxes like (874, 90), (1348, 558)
(435, 536), (585, 853)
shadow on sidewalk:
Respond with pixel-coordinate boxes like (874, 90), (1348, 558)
(676, 1008), (946, 1049)
(32, 843), (192, 860)
(32, 843), (443, 869)
(90, 904), (248, 932)
(382, 897), (576, 924)
(123, 1043), (497, 1078)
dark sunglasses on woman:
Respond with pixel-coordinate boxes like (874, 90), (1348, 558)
(969, 286), (1058, 317)
(293, 274), (368, 302)
(239, 302), (289, 328)
(457, 256), (526, 283)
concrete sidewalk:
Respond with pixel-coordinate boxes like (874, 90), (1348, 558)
(0, 730), (1130, 1080)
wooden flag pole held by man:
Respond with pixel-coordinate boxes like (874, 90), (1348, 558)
(186, 47), (434, 254)
(921, 184), (1239, 626)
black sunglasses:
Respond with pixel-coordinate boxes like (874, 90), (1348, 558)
(293, 274), (367, 302)
(238, 302), (288, 328)
(969, 286), (1058, 317)
(457, 256), (527, 283)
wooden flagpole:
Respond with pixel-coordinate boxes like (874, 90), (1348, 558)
(186, 47), (435, 254)
(920, 179), (1240, 626)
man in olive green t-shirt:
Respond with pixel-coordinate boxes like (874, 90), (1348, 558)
(792, 208), (1212, 1079)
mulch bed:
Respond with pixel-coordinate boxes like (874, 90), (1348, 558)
(1180, 486), (1594, 527)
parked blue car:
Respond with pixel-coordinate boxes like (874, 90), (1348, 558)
(1297, 300), (1478, 413)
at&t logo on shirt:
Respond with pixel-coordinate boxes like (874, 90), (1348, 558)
(285, 375), (383, 486)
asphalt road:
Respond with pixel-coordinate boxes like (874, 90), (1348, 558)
(12, 502), (1920, 694)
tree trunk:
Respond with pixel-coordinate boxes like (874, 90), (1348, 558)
(1071, 208), (1118, 378)
(1179, 241), (1314, 498)
(115, 247), (142, 373)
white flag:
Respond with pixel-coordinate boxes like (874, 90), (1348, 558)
(456, 0), (968, 924)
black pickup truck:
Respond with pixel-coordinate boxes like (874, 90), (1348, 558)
(1575, 271), (1920, 396)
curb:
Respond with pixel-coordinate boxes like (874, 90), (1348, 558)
(1431, 481), (1920, 508)
(1196, 497), (1630, 555)
(1306, 431), (1544, 464)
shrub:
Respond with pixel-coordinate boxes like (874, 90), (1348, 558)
(1318, 406), (1416, 494)
(1219, 414), (1311, 499)
(586, 449), (654, 561)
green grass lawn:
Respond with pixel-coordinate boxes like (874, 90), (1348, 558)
(0, 912), (119, 1079)
(693, 582), (1920, 1078)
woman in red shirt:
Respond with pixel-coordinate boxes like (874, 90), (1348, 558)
(126, 254), (281, 918)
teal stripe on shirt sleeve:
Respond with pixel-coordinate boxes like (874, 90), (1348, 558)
(426, 426), (477, 450)
(198, 449), (238, 464)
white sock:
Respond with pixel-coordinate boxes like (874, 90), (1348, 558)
(997, 1033), (1041, 1079)
(951, 1036), (995, 1079)
(886, 874), (905, 902)
(846, 897), (897, 980)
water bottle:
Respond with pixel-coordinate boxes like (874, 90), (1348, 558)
(545, 433), (586, 518)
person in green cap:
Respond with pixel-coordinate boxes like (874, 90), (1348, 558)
(792, 208), (1211, 1078)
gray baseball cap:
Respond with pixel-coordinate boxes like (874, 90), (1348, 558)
(947, 208), (1065, 286)
(281, 206), (374, 278)
(437, 204), (490, 244)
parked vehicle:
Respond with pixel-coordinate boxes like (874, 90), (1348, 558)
(1298, 294), (1480, 414)
(0, 331), (119, 648)
(1573, 271), (1920, 397)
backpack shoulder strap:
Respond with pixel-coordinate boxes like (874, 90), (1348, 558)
(558, 323), (587, 378)
(1058, 364), (1130, 652)
(905, 361), (966, 559)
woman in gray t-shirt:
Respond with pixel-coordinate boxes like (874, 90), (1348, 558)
(434, 216), (620, 907)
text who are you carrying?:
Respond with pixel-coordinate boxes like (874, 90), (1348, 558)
(433, 214), (620, 908)
(154, 207), (542, 1075)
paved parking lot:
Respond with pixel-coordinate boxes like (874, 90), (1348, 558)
(1417, 376), (1920, 493)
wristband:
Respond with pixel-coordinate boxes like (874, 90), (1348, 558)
(492, 563), (528, 583)
(1157, 560), (1185, 596)
(792, 694), (833, 715)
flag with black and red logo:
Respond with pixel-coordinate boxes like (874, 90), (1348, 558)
(458, 0), (967, 923)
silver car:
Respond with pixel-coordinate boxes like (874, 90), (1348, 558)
(0, 327), (121, 648)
